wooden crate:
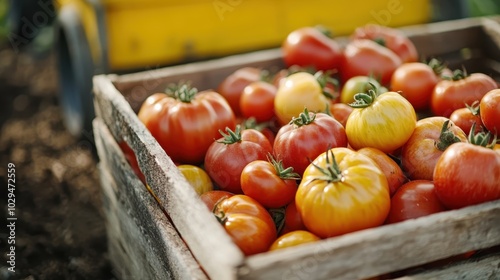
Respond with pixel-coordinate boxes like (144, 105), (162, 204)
(93, 17), (500, 280)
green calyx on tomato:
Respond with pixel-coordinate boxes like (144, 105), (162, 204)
(427, 58), (447, 77)
(165, 83), (198, 103)
(290, 108), (316, 127)
(445, 68), (468, 81)
(468, 123), (496, 149)
(217, 125), (243, 144)
(314, 70), (339, 100)
(308, 149), (342, 183)
(267, 153), (301, 180)
(465, 101), (480, 116)
(435, 120), (464, 151)
(348, 88), (379, 108)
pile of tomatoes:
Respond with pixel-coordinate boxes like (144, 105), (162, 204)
(123, 24), (500, 258)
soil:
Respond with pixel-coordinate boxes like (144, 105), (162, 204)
(0, 45), (114, 279)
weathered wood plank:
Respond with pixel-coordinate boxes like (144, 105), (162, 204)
(93, 77), (245, 280)
(94, 118), (208, 280)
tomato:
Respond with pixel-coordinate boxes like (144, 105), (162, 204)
(386, 180), (447, 224)
(273, 109), (348, 176)
(281, 200), (307, 235)
(390, 62), (439, 111)
(282, 27), (342, 71)
(241, 157), (299, 209)
(351, 24), (418, 63)
(296, 148), (390, 238)
(449, 102), (483, 136)
(200, 190), (234, 211)
(434, 137), (500, 209)
(480, 89), (500, 135)
(341, 39), (402, 86)
(340, 76), (381, 105)
(137, 85), (236, 165)
(118, 141), (145, 183)
(346, 90), (417, 153)
(401, 117), (467, 181)
(274, 71), (331, 125)
(241, 117), (277, 147)
(357, 147), (407, 196)
(329, 102), (354, 128)
(177, 165), (214, 196)
(217, 67), (262, 117)
(240, 81), (277, 122)
(214, 195), (277, 256)
(204, 126), (272, 194)
(269, 230), (320, 251)
(431, 71), (497, 118)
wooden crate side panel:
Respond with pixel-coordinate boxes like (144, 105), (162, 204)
(93, 76), (244, 280)
(94, 118), (208, 280)
(240, 200), (500, 280)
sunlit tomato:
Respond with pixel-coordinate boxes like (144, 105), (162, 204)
(351, 24), (418, 63)
(296, 148), (390, 238)
(329, 102), (354, 128)
(340, 76), (381, 105)
(240, 117), (278, 147)
(449, 102), (483, 136)
(274, 72), (331, 125)
(401, 117), (467, 181)
(241, 158), (299, 209)
(341, 39), (402, 85)
(434, 140), (500, 209)
(357, 147), (407, 196)
(273, 109), (348, 176)
(177, 165), (213, 196)
(390, 62), (439, 111)
(281, 200), (307, 235)
(200, 190), (234, 211)
(240, 81), (277, 122)
(431, 72), (497, 117)
(386, 180), (447, 224)
(217, 67), (262, 116)
(346, 90), (417, 153)
(204, 126), (272, 194)
(214, 195), (277, 256)
(269, 230), (320, 251)
(480, 89), (500, 135)
(282, 27), (343, 71)
(118, 141), (145, 183)
(137, 85), (236, 165)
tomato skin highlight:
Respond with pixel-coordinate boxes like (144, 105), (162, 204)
(269, 230), (320, 251)
(480, 89), (500, 135)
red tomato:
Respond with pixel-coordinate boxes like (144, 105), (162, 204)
(200, 190), (234, 211)
(281, 200), (307, 235)
(401, 117), (467, 181)
(269, 230), (320, 251)
(214, 195), (277, 256)
(357, 147), (408, 196)
(282, 27), (342, 71)
(341, 39), (402, 85)
(480, 89), (500, 135)
(329, 102), (354, 128)
(217, 67), (262, 116)
(434, 141), (500, 209)
(431, 72), (497, 117)
(273, 109), (348, 176)
(386, 180), (447, 224)
(240, 158), (299, 209)
(240, 81), (277, 122)
(449, 102), (483, 136)
(351, 24), (418, 63)
(118, 141), (145, 183)
(137, 86), (236, 165)
(390, 62), (439, 111)
(204, 126), (272, 194)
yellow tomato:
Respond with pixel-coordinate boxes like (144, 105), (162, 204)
(177, 165), (213, 195)
(269, 230), (320, 251)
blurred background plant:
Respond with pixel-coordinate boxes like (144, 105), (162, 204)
(0, 0), (7, 42)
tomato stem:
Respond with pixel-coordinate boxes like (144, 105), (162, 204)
(427, 58), (447, 77)
(465, 100), (480, 116)
(268, 153), (301, 180)
(268, 207), (286, 234)
(348, 88), (377, 108)
(310, 149), (342, 183)
(373, 37), (386, 47)
(217, 125), (242, 144)
(165, 83), (198, 103)
(314, 71), (339, 100)
(468, 123), (497, 149)
(290, 108), (316, 127)
(435, 120), (463, 151)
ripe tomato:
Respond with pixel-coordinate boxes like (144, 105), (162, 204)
(390, 62), (439, 111)
(431, 71), (497, 117)
(329, 102), (354, 128)
(346, 90), (417, 153)
(351, 24), (418, 63)
(240, 158), (299, 209)
(340, 76), (381, 105)
(118, 141), (145, 183)
(357, 147), (408, 196)
(274, 71), (331, 125)
(177, 165), (214, 196)
(281, 200), (307, 235)
(296, 148), (390, 238)
(200, 190), (234, 211)
(386, 180), (447, 224)
(341, 39), (402, 86)
(449, 102), (483, 136)
(269, 230), (320, 251)
(239, 81), (277, 122)
(204, 126), (272, 194)
(282, 27), (342, 71)
(214, 195), (277, 256)
(434, 139), (500, 209)
(480, 89), (500, 135)
(217, 67), (262, 116)
(138, 85), (235, 165)
(240, 117), (277, 147)
(273, 109), (348, 176)
(401, 117), (467, 181)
